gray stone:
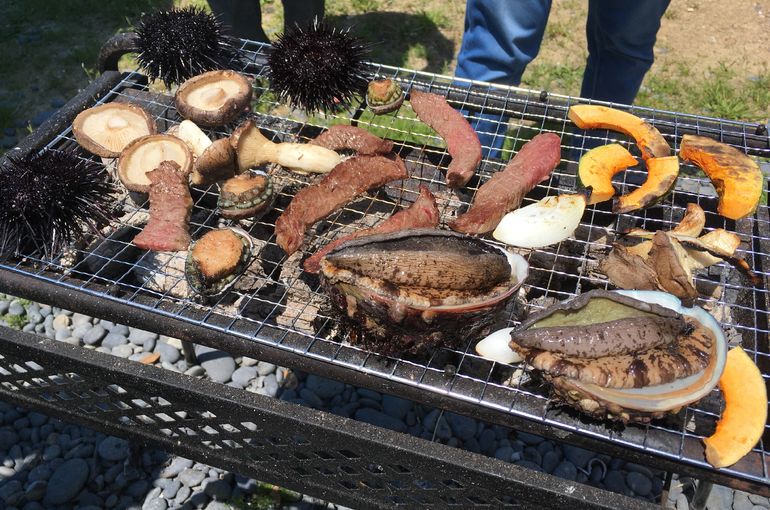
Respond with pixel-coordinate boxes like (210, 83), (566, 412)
(676, 493), (689, 510)
(562, 444), (594, 469)
(27, 464), (51, 482)
(603, 470), (628, 494)
(354, 408), (407, 433)
(129, 328), (158, 345)
(0, 428), (19, 449)
(626, 471), (652, 496)
(704, 484), (733, 510)
(44, 458), (89, 505)
(523, 447), (541, 466)
(156, 343), (180, 364)
(299, 388), (323, 408)
(185, 366), (206, 377)
(255, 361), (276, 376)
(112, 344), (133, 358)
(748, 494), (770, 506)
(102, 333), (128, 349)
(479, 428), (497, 455)
(179, 468), (206, 487)
(157, 478), (181, 499)
(624, 462), (654, 478)
(203, 479), (231, 501)
(24, 480), (47, 501)
(305, 374), (344, 399)
(0, 480), (21, 500)
(231, 366), (257, 388)
(734, 491), (753, 510)
(261, 373), (279, 397)
(28, 412), (46, 427)
(0, 465), (15, 477)
(111, 324), (130, 336)
(82, 325), (107, 345)
(71, 313), (92, 326)
(517, 431), (544, 445)
(0, 301), (8, 315)
(54, 328), (70, 341)
(22, 502), (45, 510)
(142, 337), (156, 353)
(98, 436), (130, 461)
(205, 501), (231, 510)
(542, 450), (560, 474)
(8, 302), (25, 316)
(127, 479), (149, 498)
(382, 395), (412, 421)
(552, 461), (577, 481)
(195, 346), (236, 383)
(494, 446), (514, 462)
(174, 485), (192, 507)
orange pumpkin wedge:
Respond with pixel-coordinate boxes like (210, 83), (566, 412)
(614, 156), (680, 214)
(568, 104), (671, 160)
(679, 135), (763, 220)
(703, 346), (767, 469)
(577, 144), (638, 205)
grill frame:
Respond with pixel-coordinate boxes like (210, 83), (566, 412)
(1, 38), (769, 499)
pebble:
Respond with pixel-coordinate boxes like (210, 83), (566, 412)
(98, 436), (129, 461)
(734, 491), (753, 510)
(305, 374), (344, 399)
(127, 479), (149, 498)
(354, 408), (407, 433)
(748, 494), (770, 506)
(676, 493), (689, 510)
(541, 450), (560, 474)
(203, 479), (231, 501)
(299, 388), (323, 408)
(112, 344), (133, 358)
(0, 480), (22, 503)
(8, 301), (25, 316)
(157, 478), (181, 499)
(82, 325), (106, 345)
(0, 429), (19, 449)
(382, 395), (412, 421)
(102, 333), (128, 349)
(517, 431), (544, 445)
(446, 412), (476, 441)
(562, 444), (594, 469)
(0, 465), (15, 477)
(261, 373), (279, 397)
(553, 461), (577, 481)
(196, 346), (236, 384)
(129, 328), (158, 345)
(603, 470), (628, 494)
(156, 342), (180, 364)
(179, 468), (206, 487)
(626, 470), (652, 496)
(44, 458), (89, 505)
(255, 361), (276, 376)
(705, 484), (734, 510)
(231, 366), (257, 388)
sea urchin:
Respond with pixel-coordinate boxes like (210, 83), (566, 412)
(135, 7), (241, 88)
(267, 19), (370, 113)
(0, 150), (118, 260)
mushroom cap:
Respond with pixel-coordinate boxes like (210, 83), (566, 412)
(118, 134), (193, 193)
(73, 103), (156, 158)
(175, 70), (252, 127)
(191, 137), (236, 185)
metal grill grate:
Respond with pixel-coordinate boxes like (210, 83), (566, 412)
(1, 39), (769, 494)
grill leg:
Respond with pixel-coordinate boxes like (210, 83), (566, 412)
(690, 480), (713, 510)
(181, 341), (198, 364)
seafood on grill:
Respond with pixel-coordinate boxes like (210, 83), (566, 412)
(185, 227), (254, 296)
(319, 228), (529, 356)
(366, 78), (404, 115)
(217, 171), (274, 220)
(477, 289), (727, 423)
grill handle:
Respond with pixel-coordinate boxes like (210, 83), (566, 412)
(98, 32), (140, 73)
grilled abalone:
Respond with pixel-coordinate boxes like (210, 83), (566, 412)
(319, 228), (528, 356)
(476, 289), (727, 423)
(185, 228), (253, 296)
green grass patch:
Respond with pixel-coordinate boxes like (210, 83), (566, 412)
(2, 313), (27, 330)
(521, 62), (584, 96)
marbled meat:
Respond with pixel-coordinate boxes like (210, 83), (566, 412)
(409, 89), (481, 188)
(303, 185), (440, 273)
(133, 160), (193, 252)
(309, 125), (394, 155)
(275, 154), (408, 255)
(449, 133), (561, 234)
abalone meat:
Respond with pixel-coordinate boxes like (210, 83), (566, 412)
(476, 289), (727, 423)
(319, 228), (529, 356)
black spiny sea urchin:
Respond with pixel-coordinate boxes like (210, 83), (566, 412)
(0, 150), (118, 260)
(267, 19), (370, 113)
(135, 7), (241, 88)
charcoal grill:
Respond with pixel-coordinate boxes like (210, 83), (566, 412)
(1, 37), (769, 507)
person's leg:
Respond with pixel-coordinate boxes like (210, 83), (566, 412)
(208, 0), (269, 43)
(282, 0), (325, 31)
(455, 0), (552, 158)
(581, 0), (671, 104)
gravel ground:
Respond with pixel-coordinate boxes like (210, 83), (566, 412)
(0, 293), (767, 509)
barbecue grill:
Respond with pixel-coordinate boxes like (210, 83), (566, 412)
(1, 38), (769, 508)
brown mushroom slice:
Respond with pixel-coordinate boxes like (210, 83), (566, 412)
(647, 231), (698, 305)
(599, 243), (661, 291)
(118, 134), (193, 193)
(173, 120), (236, 185)
(73, 103), (156, 158)
(175, 70), (252, 126)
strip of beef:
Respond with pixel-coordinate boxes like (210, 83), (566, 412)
(309, 125), (394, 155)
(275, 154), (408, 255)
(449, 133), (561, 234)
(303, 185), (440, 273)
(409, 90), (481, 188)
(133, 160), (193, 252)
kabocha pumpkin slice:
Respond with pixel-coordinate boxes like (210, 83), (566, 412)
(577, 144), (638, 205)
(679, 135), (763, 220)
(614, 156), (679, 214)
(703, 347), (767, 468)
(569, 105), (670, 160)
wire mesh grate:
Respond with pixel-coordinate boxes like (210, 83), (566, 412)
(1, 39), (769, 492)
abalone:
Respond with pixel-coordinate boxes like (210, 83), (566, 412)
(319, 228), (528, 356)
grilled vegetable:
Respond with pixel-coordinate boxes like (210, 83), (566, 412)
(679, 134), (763, 220)
(614, 156), (679, 214)
(577, 143), (638, 205)
(569, 104), (670, 160)
(493, 193), (586, 249)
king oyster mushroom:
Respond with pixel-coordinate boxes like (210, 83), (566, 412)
(170, 120), (236, 185)
(477, 289), (727, 423)
(175, 70), (252, 127)
(73, 103), (156, 158)
(185, 227), (254, 296)
(117, 134), (193, 193)
(319, 228), (529, 356)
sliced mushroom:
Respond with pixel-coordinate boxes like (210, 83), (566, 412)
(647, 231), (698, 305)
(172, 120), (236, 185)
(73, 103), (156, 158)
(230, 119), (341, 174)
(175, 70), (252, 126)
(118, 134), (193, 193)
(598, 243), (661, 291)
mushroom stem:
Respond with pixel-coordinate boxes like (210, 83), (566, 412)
(231, 120), (342, 174)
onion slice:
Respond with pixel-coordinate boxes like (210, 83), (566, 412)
(493, 193), (586, 249)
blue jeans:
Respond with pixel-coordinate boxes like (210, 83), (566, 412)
(455, 0), (671, 158)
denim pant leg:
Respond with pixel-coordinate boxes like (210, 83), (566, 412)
(455, 0), (552, 158)
(581, 0), (671, 104)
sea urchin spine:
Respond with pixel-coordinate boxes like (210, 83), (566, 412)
(267, 18), (370, 113)
(135, 7), (241, 88)
(0, 150), (117, 260)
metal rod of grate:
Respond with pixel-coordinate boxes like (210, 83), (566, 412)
(0, 326), (654, 510)
(1, 39), (769, 496)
